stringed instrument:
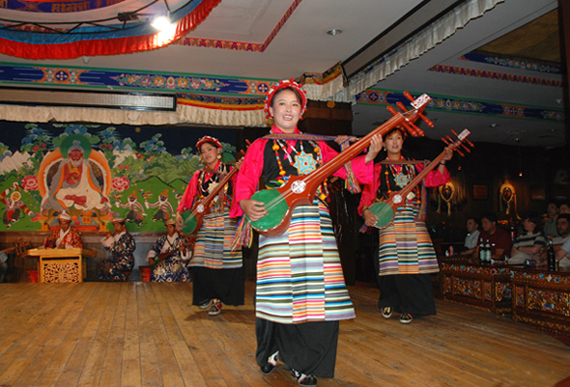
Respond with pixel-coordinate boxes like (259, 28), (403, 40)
(248, 92), (433, 236)
(368, 129), (473, 229)
(150, 238), (195, 268)
(181, 159), (242, 235)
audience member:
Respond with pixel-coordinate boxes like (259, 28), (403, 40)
(508, 212), (547, 266)
(473, 212), (512, 261)
(553, 214), (570, 269)
(147, 219), (191, 282)
(43, 212), (83, 249)
(461, 217), (480, 255)
(560, 200), (570, 215)
(543, 200), (560, 239)
(98, 216), (135, 281)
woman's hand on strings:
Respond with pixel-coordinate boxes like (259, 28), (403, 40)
(240, 199), (267, 222)
(363, 208), (378, 228)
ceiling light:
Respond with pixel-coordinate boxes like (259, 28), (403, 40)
(326, 28), (343, 36)
(152, 15), (172, 31)
(489, 123), (498, 128)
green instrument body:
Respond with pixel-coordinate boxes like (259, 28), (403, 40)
(369, 201), (396, 229)
(246, 189), (290, 234)
(181, 211), (199, 235)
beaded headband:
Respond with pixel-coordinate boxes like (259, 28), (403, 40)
(264, 78), (307, 119)
(196, 135), (222, 150)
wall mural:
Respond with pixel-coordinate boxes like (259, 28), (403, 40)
(0, 122), (237, 232)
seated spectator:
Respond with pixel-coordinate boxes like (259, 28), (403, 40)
(43, 212), (83, 249)
(98, 216), (135, 281)
(147, 219), (191, 282)
(543, 200), (559, 239)
(473, 212), (512, 262)
(560, 200), (570, 215)
(554, 214), (570, 269)
(508, 212), (547, 266)
(461, 217), (480, 256)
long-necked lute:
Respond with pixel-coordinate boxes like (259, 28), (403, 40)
(181, 160), (241, 235)
(248, 92), (433, 236)
(149, 239), (194, 268)
(369, 129), (473, 229)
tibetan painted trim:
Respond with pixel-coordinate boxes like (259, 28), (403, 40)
(355, 89), (564, 122)
(428, 64), (562, 87)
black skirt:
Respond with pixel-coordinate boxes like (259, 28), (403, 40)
(378, 273), (437, 316)
(255, 318), (339, 378)
(192, 266), (244, 306)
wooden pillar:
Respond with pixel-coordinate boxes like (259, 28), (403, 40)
(559, 0), (570, 144)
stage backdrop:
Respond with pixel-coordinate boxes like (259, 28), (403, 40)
(0, 121), (237, 232)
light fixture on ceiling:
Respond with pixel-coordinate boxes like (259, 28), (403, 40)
(151, 14), (172, 31)
(151, 0), (173, 31)
(326, 28), (343, 36)
(490, 123), (498, 128)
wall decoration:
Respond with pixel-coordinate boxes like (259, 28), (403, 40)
(473, 185), (488, 200)
(499, 179), (517, 216)
(0, 122), (237, 232)
(530, 186), (546, 201)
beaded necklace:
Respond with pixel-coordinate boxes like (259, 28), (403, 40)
(196, 161), (230, 212)
(384, 156), (415, 193)
(270, 138), (329, 201)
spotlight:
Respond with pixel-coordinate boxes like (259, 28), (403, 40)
(152, 15), (172, 31)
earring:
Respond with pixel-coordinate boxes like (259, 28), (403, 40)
(217, 154), (222, 160)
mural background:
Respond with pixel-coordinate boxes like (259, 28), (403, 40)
(0, 121), (238, 232)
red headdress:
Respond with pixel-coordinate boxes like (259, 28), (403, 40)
(196, 136), (222, 150)
(263, 78), (308, 119)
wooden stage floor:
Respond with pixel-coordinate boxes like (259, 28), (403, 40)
(0, 280), (568, 387)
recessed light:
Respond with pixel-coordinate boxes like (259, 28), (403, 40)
(326, 28), (343, 36)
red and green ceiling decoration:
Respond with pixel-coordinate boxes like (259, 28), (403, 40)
(0, 0), (221, 59)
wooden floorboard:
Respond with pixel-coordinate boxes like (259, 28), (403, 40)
(0, 281), (568, 387)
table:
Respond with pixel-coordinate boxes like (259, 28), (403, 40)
(441, 261), (512, 315)
(24, 248), (97, 283)
(510, 266), (570, 337)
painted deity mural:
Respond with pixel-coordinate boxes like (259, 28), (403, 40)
(0, 122), (237, 232)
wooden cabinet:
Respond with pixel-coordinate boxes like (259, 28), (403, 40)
(441, 262), (512, 315)
(510, 267), (570, 337)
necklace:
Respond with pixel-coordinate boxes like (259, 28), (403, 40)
(271, 138), (329, 201)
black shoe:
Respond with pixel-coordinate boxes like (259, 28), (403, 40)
(400, 313), (413, 324)
(260, 351), (279, 375)
(260, 363), (275, 375)
(381, 307), (392, 319)
(291, 369), (317, 386)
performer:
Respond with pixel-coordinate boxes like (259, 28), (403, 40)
(176, 136), (243, 317)
(147, 219), (191, 282)
(360, 127), (451, 324)
(44, 212), (83, 249)
(231, 79), (382, 386)
(98, 216), (135, 281)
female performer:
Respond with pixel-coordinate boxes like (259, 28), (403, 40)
(360, 128), (451, 324)
(231, 79), (382, 386)
(147, 218), (191, 282)
(176, 136), (243, 316)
